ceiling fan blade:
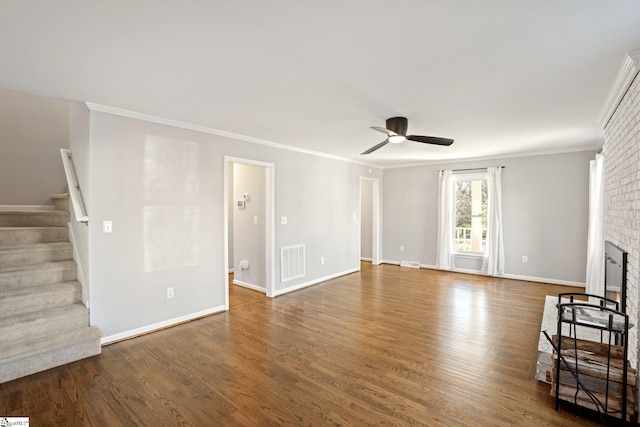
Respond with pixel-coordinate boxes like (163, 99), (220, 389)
(361, 139), (390, 155)
(370, 126), (397, 136)
(407, 135), (454, 146)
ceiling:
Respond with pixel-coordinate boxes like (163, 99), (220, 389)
(1, 1), (639, 168)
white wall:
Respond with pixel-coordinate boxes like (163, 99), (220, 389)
(382, 151), (595, 284)
(0, 87), (69, 205)
(232, 163), (266, 289)
(83, 109), (381, 339)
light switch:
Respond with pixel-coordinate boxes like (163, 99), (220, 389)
(254, 215), (258, 224)
(281, 216), (287, 225)
(103, 220), (113, 233)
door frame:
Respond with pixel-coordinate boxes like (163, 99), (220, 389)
(224, 156), (276, 310)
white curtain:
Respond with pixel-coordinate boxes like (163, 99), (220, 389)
(436, 170), (454, 270)
(585, 153), (605, 297)
(482, 167), (505, 276)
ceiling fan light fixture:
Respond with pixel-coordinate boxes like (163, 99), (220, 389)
(388, 135), (406, 144)
(362, 116), (454, 155)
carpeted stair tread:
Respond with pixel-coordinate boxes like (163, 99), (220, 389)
(0, 259), (77, 274)
(0, 226), (69, 245)
(0, 210), (69, 227)
(0, 303), (89, 347)
(0, 241), (72, 252)
(0, 281), (81, 316)
(0, 332), (101, 384)
(0, 241), (72, 268)
(0, 260), (77, 287)
(0, 326), (102, 371)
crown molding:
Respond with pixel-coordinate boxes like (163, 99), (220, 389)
(84, 102), (382, 169)
(597, 48), (640, 128)
(380, 145), (600, 170)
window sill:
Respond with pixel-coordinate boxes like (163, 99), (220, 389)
(453, 252), (484, 259)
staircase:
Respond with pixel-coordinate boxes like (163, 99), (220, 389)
(0, 197), (101, 384)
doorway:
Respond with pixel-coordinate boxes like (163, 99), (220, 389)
(360, 177), (380, 265)
(224, 157), (275, 310)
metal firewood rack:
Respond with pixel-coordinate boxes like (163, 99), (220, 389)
(550, 292), (634, 423)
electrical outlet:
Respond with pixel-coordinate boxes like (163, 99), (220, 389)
(167, 287), (174, 299)
(522, 256), (528, 263)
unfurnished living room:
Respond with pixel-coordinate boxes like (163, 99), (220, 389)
(1, 1), (640, 426)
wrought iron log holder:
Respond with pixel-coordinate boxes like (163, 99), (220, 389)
(545, 292), (634, 423)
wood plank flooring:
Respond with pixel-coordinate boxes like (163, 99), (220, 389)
(0, 263), (608, 426)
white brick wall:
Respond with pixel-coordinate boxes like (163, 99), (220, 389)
(603, 72), (640, 365)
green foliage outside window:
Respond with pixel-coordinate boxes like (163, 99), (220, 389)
(454, 178), (487, 252)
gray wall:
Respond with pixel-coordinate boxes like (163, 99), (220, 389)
(83, 110), (381, 338)
(382, 151), (595, 284)
(274, 151), (375, 282)
(232, 163), (266, 289)
(360, 179), (373, 259)
(0, 87), (69, 205)
(68, 102), (91, 304)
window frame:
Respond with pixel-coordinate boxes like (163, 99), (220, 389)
(452, 172), (488, 257)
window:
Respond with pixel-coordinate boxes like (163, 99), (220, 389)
(454, 175), (487, 253)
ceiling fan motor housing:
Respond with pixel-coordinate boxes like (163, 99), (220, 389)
(386, 117), (408, 135)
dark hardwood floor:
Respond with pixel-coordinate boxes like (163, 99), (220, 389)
(0, 263), (607, 426)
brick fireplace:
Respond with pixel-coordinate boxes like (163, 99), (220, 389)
(600, 49), (640, 366)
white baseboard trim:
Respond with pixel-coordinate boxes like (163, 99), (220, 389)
(232, 279), (266, 293)
(421, 264), (483, 276)
(381, 259), (401, 266)
(273, 267), (359, 297)
(360, 257), (372, 262)
(100, 305), (226, 345)
(228, 268), (235, 273)
(387, 261), (586, 287)
(0, 205), (54, 211)
(501, 273), (585, 288)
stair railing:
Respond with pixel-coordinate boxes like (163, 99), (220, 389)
(60, 149), (89, 223)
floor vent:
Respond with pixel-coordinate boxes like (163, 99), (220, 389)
(400, 260), (421, 269)
(281, 244), (305, 282)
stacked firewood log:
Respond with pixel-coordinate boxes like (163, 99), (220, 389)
(547, 335), (636, 421)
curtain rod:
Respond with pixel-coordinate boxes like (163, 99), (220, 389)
(440, 166), (506, 173)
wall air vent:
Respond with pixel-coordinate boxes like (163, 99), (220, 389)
(281, 244), (305, 282)
(400, 260), (421, 269)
